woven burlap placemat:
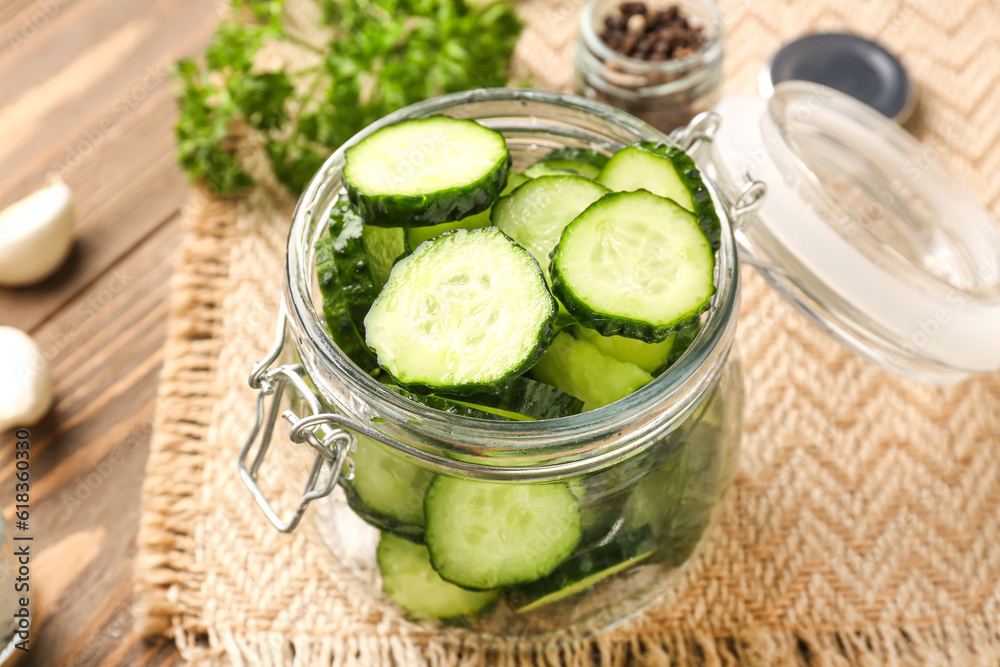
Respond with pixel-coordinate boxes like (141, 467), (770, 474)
(135, 0), (1000, 663)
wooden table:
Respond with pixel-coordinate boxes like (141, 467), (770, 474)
(0, 0), (218, 663)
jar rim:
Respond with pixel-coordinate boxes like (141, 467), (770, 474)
(283, 88), (741, 477)
(578, 0), (724, 75)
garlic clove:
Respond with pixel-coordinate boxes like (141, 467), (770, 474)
(0, 181), (74, 286)
(0, 327), (53, 432)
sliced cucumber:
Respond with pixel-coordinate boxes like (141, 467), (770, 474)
(553, 309), (578, 332)
(315, 233), (380, 373)
(344, 116), (511, 228)
(551, 190), (715, 343)
(628, 389), (731, 566)
(627, 442), (686, 540)
(349, 434), (434, 530)
(529, 331), (653, 411)
(507, 171), (529, 190)
(598, 145), (692, 206)
(365, 227), (556, 395)
(598, 143), (721, 249)
(668, 320), (702, 366)
(405, 206), (492, 249)
(383, 384), (526, 421)
(424, 477), (581, 589)
(327, 202), (380, 335)
(544, 147), (610, 171)
(491, 175), (609, 277)
(573, 325), (675, 376)
(539, 158), (601, 180)
(441, 377), (584, 420)
(362, 224), (408, 290)
(523, 162), (578, 179)
(378, 533), (499, 619)
(404, 172), (523, 249)
(506, 533), (654, 613)
(636, 141), (721, 249)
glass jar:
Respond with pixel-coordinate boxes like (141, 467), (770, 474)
(707, 83), (1000, 382)
(240, 89), (745, 640)
(574, 0), (724, 134)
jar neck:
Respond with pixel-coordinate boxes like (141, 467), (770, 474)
(284, 89), (741, 480)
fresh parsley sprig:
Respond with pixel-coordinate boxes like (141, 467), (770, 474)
(174, 0), (522, 194)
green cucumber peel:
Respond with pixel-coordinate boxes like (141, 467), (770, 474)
(344, 116), (512, 228)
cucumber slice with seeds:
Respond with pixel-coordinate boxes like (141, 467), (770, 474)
(598, 145), (693, 207)
(424, 477), (582, 590)
(636, 141), (721, 249)
(365, 227), (556, 394)
(345, 116), (511, 228)
(529, 331), (653, 411)
(491, 175), (609, 278)
(599, 143), (721, 249)
(551, 190), (715, 343)
(349, 434), (434, 531)
(378, 533), (500, 619)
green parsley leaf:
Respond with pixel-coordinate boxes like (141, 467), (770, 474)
(174, 0), (522, 195)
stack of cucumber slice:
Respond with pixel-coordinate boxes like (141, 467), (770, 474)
(315, 115), (725, 621)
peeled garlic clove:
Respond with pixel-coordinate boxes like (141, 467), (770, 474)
(0, 181), (74, 286)
(0, 327), (52, 431)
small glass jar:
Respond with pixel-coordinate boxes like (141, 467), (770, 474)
(241, 89), (744, 640)
(574, 0), (724, 134)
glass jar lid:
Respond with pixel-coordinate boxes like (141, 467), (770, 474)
(759, 33), (915, 124)
(702, 81), (1000, 384)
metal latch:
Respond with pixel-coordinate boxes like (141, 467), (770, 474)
(238, 299), (356, 533)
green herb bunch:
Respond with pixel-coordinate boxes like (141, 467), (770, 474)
(175, 0), (523, 194)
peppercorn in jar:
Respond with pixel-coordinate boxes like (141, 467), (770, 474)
(574, 0), (724, 133)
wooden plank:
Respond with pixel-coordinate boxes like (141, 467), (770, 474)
(0, 221), (183, 665)
(99, 632), (178, 667)
(0, 0), (83, 36)
(0, 0), (220, 662)
(0, 217), (181, 491)
(0, 114), (194, 333)
(0, 67), (178, 204)
(0, 8), (215, 207)
(0, 0), (158, 106)
(0, 0), (217, 186)
(0, 170), (185, 332)
(16, 382), (161, 666)
(0, 6), (216, 332)
(0, 0), (217, 332)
